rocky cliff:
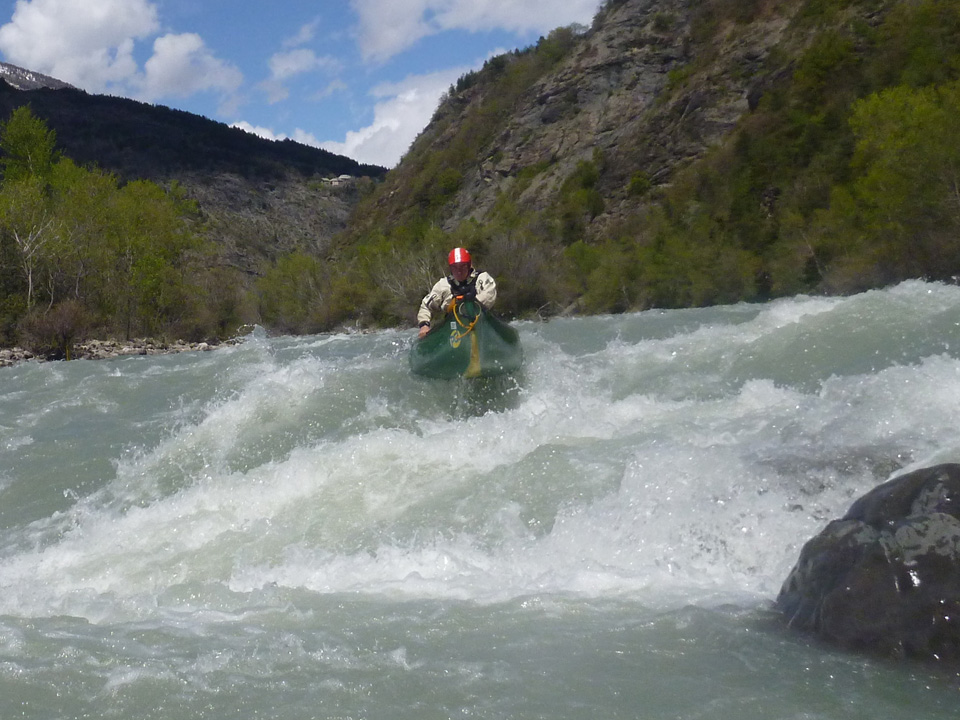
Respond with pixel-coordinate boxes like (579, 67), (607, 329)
(454, 0), (790, 237)
(355, 0), (805, 244)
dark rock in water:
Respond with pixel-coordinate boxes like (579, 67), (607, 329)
(776, 464), (960, 663)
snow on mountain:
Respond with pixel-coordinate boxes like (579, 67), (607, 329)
(0, 62), (74, 91)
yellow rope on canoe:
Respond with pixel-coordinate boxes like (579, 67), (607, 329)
(449, 299), (480, 342)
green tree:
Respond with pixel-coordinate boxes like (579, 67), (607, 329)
(0, 175), (59, 308)
(105, 180), (202, 338)
(0, 107), (66, 310)
(0, 106), (58, 183)
(257, 251), (330, 333)
(46, 159), (117, 307)
(850, 83), (960, 228)
(811, 80), (960, 285)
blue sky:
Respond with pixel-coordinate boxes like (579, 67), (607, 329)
(0, 0), (601, 168)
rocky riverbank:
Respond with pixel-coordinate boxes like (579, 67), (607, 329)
(0, 337), (240, 368)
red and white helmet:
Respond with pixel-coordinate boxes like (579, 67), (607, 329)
(448, 247), (471, 265)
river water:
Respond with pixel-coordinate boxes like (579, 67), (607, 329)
(2, 280), (960, 718)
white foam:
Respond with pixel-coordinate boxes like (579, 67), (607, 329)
(4, 282), (960, 623)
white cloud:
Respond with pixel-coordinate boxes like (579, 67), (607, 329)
(0, 0), (158, 90)
(259, 80), (289, 105)
(260, 45), (341, 105)
(283, 18), (321, 49)
(235, 68), (460, 169)
(140, 33), (243, 104)
(0, 0), (604, 171)
(320, 67), (464, 168)
(232, 121), (284, 142)
(231, 122), (330, 153)
(292, 128), (323, 146)
(0, 0), (242, 111)
(433, 0), (599, 34)
(351, 0), (433, 63)
(351, 0), (600, 62)
(310, 79), (348, 102)
(269, 48), (327, 81)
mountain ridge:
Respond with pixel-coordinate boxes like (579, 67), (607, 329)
(0, 61), (386, 275)
(0, 61), (74, 91)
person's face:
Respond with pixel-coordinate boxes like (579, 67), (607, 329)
(450, 262), (470, 282)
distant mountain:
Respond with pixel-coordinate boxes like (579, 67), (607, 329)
(0, 62), (387, 274)
(0, 61), (74, 91)
(0, 77), (385, 183)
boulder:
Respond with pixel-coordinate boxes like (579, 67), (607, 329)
(776, 464), (960, 663)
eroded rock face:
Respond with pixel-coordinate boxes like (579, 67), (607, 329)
(426, 0), (796, 241)
(777, 464), (960, 663)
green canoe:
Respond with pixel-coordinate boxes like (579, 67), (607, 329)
(410, 299), (523, 379)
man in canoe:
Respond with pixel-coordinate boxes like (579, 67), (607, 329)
(417, 247), (497, 339)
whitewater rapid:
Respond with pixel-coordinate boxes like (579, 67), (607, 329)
(2, 280), (960, 718)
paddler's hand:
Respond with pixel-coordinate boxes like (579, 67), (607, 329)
(418, 324), (430, 339)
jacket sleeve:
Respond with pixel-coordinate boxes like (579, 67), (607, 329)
(476, 272), (497, 309)
(417, 279), (451, 325)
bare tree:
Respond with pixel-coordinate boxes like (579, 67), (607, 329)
(0, 178), (60, 309)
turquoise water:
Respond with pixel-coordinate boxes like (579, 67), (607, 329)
(2, 280), (960, 718)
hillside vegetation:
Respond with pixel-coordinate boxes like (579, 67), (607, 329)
(300, 0), (960, 329)
(0, 79), (384, 354)
(0, 106), (222, 355)
(0, 102), (384, 356)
